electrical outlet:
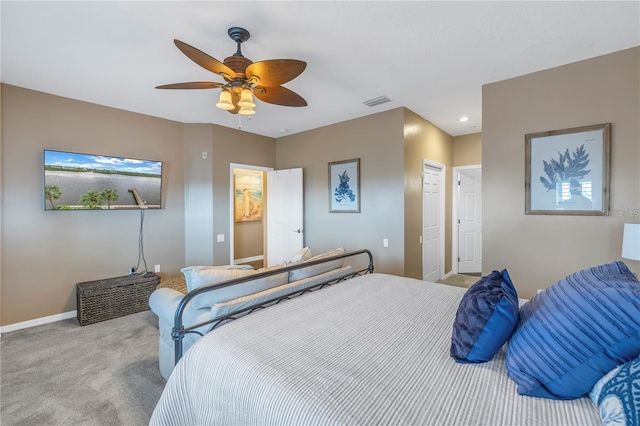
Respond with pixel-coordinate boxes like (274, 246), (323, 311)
(383, 238), (389, 248)
(154, 264), (160, 273)
(202, 151), (208, 159)
(217, 234), (225, 242)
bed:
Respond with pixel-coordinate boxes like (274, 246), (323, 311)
(150, 254), (615, 425)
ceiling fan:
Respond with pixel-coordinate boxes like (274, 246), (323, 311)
(156, 27), (307, 116)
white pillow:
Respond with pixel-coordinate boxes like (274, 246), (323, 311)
(288, 247), (346, 282)
(286, 247), (312, 264)
(211, 265), (355, 319)
(181, 266), (287, 309)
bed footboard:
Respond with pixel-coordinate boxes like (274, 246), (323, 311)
(171, 249), (374, 364)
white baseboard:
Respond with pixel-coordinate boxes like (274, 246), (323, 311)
(442, 271), (454, 280)
(0, 310), (77, 334)
(235, 255), (264, 264)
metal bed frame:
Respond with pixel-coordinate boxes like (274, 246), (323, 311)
(171, 249), (374, 364)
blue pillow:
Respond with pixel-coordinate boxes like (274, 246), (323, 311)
(589, 356), (640, 426)
(506, 261), (640, 400)
(450, 269), (519, 363)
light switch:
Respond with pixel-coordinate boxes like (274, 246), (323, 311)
(216, 234), (224, 242)
(383, 238), (389, 248)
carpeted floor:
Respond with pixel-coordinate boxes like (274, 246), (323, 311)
(1, 310), (164, 426)
(436, 273), (480, 288)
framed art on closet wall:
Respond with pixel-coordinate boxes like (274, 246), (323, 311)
(234, 172), (263, 222)
(525, 123), (611, 216)
(329, 158), (360, 213)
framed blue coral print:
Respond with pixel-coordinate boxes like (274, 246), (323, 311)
(525, 123), (611, 215)
(329, 158), (360, 213)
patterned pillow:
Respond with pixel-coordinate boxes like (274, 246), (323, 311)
(450, 269), (519, 363)
(589, 356), (640, 426)
(507, 261), (640, 400)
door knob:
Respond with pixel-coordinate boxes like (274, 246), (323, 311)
(294, 229), (302, 233)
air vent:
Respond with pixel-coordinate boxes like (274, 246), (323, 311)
(363, 96), (391, 107)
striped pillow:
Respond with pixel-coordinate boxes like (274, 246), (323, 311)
(506, 261), (640, 400)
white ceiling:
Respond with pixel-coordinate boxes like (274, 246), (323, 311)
(2, 1), (639, 139)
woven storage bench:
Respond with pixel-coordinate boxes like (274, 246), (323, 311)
(76, 273), (160, 326)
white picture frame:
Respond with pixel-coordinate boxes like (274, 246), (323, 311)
(329, 158), (360, 213)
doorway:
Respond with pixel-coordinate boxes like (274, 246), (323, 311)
(229, 163), (273, 267)
(422, 160), (445, 282)
(452, 166), (482, 274)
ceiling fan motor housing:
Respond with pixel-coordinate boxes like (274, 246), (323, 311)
(223, 55), (253, 80)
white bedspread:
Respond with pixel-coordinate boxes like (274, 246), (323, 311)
(150, 273), (600, 425)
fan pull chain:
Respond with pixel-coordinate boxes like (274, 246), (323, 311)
(238, 114), (242, 129)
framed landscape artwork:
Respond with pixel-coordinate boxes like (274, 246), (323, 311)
(329, 158), (360, 213)
(525, 123), (611, 215)
(44, 149), (163, 211)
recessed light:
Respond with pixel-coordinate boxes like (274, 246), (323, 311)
(459, 116), (470, 122)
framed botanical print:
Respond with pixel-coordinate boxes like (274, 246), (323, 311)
(329, 158), (360, 213)
(525, 123), (611, 215)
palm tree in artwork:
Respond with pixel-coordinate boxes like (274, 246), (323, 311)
(101, 189), (119, 209)
(80, 190), (104, 209)
(44, 185), (62, 210)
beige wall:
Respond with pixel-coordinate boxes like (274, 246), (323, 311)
(183, 123), (276, 267)
(483, 47), (640, 299)
(0, 84), (3, 321)
(453, 132), (481, 166)
(1, 84), (186, 325)
(212, 125), (275, 265)
(403, 109), (454, 279)
(184, 124), (215, 266)
(276, 109), (405, 274)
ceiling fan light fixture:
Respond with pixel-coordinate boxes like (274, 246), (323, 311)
(238, 105), (256, 116)
(216, 89), (235, 110)
(238, 87), (256, 108)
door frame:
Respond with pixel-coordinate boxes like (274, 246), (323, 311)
(229, 163), (274, 265)
(422, 159), (446, 281)
(451, 165), (482, 274)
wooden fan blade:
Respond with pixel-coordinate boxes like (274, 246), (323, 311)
(155, 82), (225, 89)
(174, 39), (237, 79)
(245, 60), (306, 87)
(254, 86), (307, 107)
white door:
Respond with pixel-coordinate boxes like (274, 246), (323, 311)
(458, 168), (482, 273)
(422, 163), (442, 282)
(266, 168), (304, 266)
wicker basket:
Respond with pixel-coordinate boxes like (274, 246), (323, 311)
(76, 274), (160, 326)
(156, 276), (187, 294)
